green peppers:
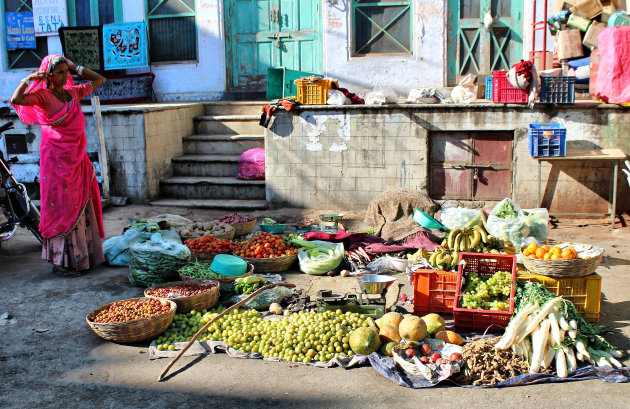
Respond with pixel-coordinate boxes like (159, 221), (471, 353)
(234, 276), (267, 295)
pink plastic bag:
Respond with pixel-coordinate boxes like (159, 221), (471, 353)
(595, 27), (630, 104)
(236, 148), (265, 180)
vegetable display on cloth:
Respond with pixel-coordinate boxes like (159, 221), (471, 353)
(291, 239), (345, 275)
(494, 281), (623, 378)
(179, 261), (225, 279)
(234, 232), (298, 258)
(184, 236), (238, 255)
(129, 232), (191, 287)
(177, 221), (234, 238)
(213, 213), (255, 225)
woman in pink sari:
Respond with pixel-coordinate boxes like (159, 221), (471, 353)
(11, 55), (106, 277)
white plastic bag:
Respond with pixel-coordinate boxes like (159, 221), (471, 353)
(450, 74), (476, 103)
(440, 206), (482, 230)
(365, 85), (398, 105)
(327, 89), (351, 105)
(487, 199), (548, 251)
(406, 88), (439, 103)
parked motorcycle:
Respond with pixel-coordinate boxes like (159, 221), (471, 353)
(0, 107), (43, 243)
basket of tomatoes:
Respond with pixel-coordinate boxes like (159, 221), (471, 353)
(520, 241), (604, 278)
(233, 232), (298, 273)
(184, 236), (238, 262)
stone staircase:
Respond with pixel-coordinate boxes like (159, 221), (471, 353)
(149, 101), (267, 209)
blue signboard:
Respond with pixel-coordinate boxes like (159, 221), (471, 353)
(103, 22), (149, 70)
(5, 12), (36, 50)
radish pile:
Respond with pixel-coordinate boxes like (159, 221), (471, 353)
(495, 282), (622, 378)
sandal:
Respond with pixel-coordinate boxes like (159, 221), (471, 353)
(51, 265), (82, 278)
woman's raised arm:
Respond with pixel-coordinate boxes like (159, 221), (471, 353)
(10, 71), (47, 106)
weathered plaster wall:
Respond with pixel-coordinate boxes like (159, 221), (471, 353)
(324, 0), (447, 93)
(265, 105), (630, 215)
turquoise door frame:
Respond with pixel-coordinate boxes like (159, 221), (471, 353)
(224, 0), (322, 91)
(447, 0), (523, 86)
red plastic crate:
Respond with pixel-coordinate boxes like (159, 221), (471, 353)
(492, 70), (528, 103)
(453, 252), (517, 333)
(413, 269), (458, 315)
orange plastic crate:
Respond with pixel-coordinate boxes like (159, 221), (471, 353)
(517, 272), (601, 322)
(413, 269), (458, 315)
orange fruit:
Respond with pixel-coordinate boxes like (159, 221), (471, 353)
(523, 248), (533, 256)
(543, 252), (552, 260)
(535, 247), (548, 259)
(560, 249), (573, 259)
(541, 245), (550, 251)
(550, 246), (562, 255)
(526, 243), (539, 253)
(550, 253), (561, 260)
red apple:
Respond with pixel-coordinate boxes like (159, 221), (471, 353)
(419, 343), (432, 356)
(405, 349), (416, 358)
(419, 356), (430, 364)
(430, 352), (441, 362)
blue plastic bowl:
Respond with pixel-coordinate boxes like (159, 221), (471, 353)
(259, 224), (286, 233)
(413, 209), (446, 230)
(210, 254), (248, 277)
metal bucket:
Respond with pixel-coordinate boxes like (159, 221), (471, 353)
(357, 275), (396, 294)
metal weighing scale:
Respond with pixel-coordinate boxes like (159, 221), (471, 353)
(319, 213), (344, 233)
(315, 275), (395, 318)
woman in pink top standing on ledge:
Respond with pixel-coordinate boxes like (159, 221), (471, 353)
(10, 54), (106, 277)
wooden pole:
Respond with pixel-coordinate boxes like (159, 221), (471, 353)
(91, 95), (110, 201)
(157, 282), (296, 382)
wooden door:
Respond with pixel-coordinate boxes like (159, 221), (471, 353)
(225, 0), (321, 90)
(447, 0), (523, 85)
(430, 132), (513, 200)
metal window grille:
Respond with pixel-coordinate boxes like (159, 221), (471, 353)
(352, 0), (412, 56)
(147, 0), (197, 62)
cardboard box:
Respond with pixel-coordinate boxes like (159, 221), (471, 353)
(553, 0), (577, 13)
(571, 0), (604, 18)
(583, 21), (606, 49)
(557, 29), (585, 60)
(530, 51), (554, 72)
(600, 0), (619, 22)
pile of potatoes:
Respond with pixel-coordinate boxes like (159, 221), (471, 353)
(177, 221), (234, 238)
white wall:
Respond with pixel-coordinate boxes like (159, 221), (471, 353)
(323, 0), (447, 93)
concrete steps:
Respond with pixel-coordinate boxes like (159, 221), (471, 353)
(194, 115), (262, 135)
(153, 102), (268, 209)
(172, 154), (240, 177)
(160, 176), (266, 200)
(183, 134), (264, 155)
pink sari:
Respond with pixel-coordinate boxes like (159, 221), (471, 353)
(13, 55), (104, 270)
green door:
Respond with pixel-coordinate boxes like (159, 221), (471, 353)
(225, 0), (322, 91)
(447, 0), (523, 85)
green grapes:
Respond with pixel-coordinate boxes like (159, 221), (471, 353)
(461, 271), (512, 311)
(155, 308), (373, 363)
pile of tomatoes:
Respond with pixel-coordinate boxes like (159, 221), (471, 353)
(234, 232), (298, 259)
(184, 236), (238, 255)
(523, 242), (579, 260)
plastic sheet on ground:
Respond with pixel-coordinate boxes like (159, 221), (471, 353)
(368, 353), (630, 388)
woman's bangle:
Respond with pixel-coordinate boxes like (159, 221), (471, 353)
(76, 65), (84, 75)
(20, 78), (30, 86)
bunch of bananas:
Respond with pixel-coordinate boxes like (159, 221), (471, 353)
(443, 226), (489, 253)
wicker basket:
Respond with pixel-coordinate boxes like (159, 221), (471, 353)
(520, 244), (604, 278)
(232, 219), (256, 237)
(85, 297), (176, 343)
(392, 348), (425, 377)
(182, 228), (236, 242)
(237, 253), (297, 273)
(180, 262), (255, 284)
(144, 280), (220, 313)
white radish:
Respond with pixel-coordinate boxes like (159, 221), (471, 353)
(592, 349), (623, 368)
(542, 342), (555, 370)
(522, 338), (531, 362)
(564, 346), (577, 374)
(530, 319), (551, 373)
(597, 356), (612, 367)
(558, 315), (570, 331)
(555, 348), (568, 378)
(575, 341), (590, 359)
(608, 349), (623, 359)
(569, 319), (578, 331)
(559, 329), (566, 343)
(521, 298), (561, 342)
(496, 303), (537, 350)
(548, 311), (561, 346)
(576, 351), (585, 362)
(568, 329), (577, 339)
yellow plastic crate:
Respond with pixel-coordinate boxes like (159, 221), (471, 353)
(294, 78), (336, 105)
(517, 272), (601, 322)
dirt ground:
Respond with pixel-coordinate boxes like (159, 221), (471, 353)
(1, 205), (629, 409)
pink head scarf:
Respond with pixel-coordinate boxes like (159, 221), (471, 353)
(13, 54), (76, 126)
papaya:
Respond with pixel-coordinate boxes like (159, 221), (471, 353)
(421, 313), (446, 336)
(435, 330), (464, 346)
(398, 315), (428, 342)
(349, 327), (381, 355)
(379, 324), (402, 344)
(378, 341), (398, 357)
(380, 312), (404, 329)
